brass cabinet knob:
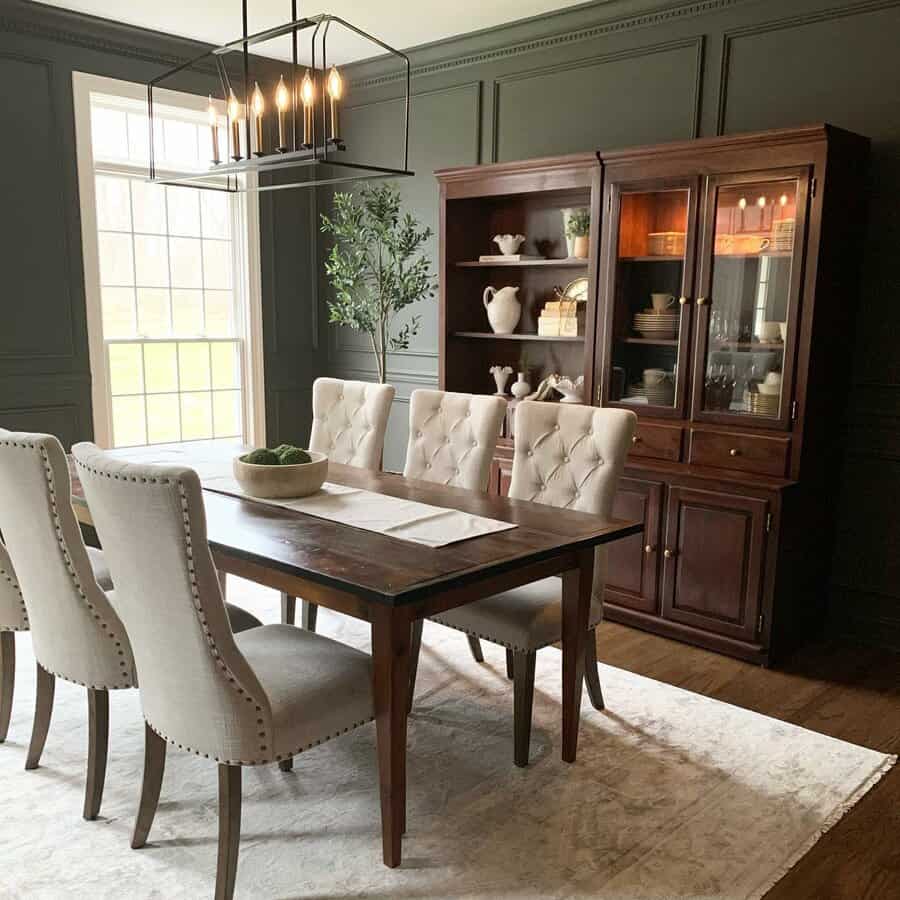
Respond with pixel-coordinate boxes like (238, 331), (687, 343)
(632, 435), (641, 444)
(729, 448), (741, 457)
(663, 548), (675, 559)
(696, 296), (707, 305)
(644, 544), (654, 554)
(678, 296), (689, 305)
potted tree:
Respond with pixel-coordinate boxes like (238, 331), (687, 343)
(321, 183), (436, 384)
(565, 208), (591, 259)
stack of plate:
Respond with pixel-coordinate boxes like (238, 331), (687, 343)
(634, 309), (679, 340)
(626, 381), (675, 405)
(747, 392), (779, 417)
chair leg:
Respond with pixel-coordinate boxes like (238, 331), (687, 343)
(407, 619), (424, 714)
(0, 632), (14, 743)
(132, 723), (167, 848)
(84, 688), (109, 820)
(466, 635), (484, 663)
(25, 664), (55, 770)
(584, 627), (605, 711)
(300, 599), (318, 632)
(505, 648), (514, 680)
(280, 593), (296, 625)
(216, 764), (242, 900)
(512, 651), (536, 768)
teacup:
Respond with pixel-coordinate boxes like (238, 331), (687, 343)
(650, 293), (675, 312)
(643, 368), (666, 386)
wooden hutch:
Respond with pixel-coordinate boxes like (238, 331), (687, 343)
(436, 125), (868, 665)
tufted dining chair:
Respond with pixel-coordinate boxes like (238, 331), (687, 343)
(0, 540), (28, 743)
(283, 377), (395, 632)
(0, 430), (261, 821)
(73, 443), (374, 900)
(408, 401), (636, 766)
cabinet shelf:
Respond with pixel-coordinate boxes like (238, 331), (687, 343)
(455, 258), (589, 268)
(618, 255), (685, 263)
(709, 340), (785, 351)
(451, 331), (584, 342)
(620, 336), (679, 346)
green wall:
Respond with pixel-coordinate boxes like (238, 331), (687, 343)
(315, 0), (900, 646)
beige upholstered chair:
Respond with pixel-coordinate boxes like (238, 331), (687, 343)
(0, 541), (28, 743)
(408, 401), (636, 766)
(0, 430), (261, 820)
(285, 377), (395, 631)
(73, 443), (374, 900)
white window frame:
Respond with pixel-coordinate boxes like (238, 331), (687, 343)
(72, 72), (266, 448)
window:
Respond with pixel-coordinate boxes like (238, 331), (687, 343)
(73, 74), (265, 448)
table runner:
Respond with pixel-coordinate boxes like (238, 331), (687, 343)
(201, 473), (517, 548)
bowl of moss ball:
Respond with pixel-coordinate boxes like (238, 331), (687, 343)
(233, 444), (328, 499)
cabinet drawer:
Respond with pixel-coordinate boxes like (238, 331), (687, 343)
(688, 429), (789, 477)
(629, 422), (683, 462)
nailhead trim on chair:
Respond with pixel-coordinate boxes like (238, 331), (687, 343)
(0, 559), (29, 630)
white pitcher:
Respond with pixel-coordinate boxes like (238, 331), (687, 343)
(483, 285), (521, 334)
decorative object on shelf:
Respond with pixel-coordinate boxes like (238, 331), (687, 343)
(538, 277), (588, 336)
(489, 365), (514, 396)
(772, 218), (795, 251)
(633, 309), (679, 340)
(779, 322), (788, 342)
(146, 0), (414, 193)
(551, 374), (585, 404)
(705, 363), (736, 410)
(524, 374), (559, 402)
(625, 369), (674, 406)
(560, 208), (578, 257)
(493, 234), (526, 256)
(510, 372), (531, 400)
(651, 292), (676, 312)
(321, 183), (435, 383)
(647, 231), (686, 256)
(565, 208), (591, 259)
(483, 285), (521, 334)
(758, 321), (783, 343)
(477, 253), (544, 262)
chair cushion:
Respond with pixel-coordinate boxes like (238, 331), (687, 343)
(235, 624), (373, 760)
(85, 546), (114, 592)
(224, 603), (263, 634)
(431, 577), (604, 653)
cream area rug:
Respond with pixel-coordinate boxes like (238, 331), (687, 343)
(0, 579), (894, 899)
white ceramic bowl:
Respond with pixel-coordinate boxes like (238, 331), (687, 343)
(757, 382), (780, 396)
(233, 451), (328, 499)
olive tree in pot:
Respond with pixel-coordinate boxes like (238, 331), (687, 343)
(321, 183), (436, 384)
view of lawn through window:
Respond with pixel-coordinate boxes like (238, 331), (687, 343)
(89, 94), (245, 446)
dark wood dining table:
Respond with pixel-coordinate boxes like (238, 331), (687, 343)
(69, 443), (641, 868)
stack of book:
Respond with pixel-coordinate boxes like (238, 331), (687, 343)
(537, 299), (584, 337)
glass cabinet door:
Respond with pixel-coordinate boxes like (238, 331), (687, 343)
(691, 170), (809, 428)
(600, 178), (699, 418)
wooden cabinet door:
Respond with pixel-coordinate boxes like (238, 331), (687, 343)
(661, 486), (767, 642)
(491, 451), (514, 497)
(605, 477), (663, 614)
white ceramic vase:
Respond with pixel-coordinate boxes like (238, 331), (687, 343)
(561, 208), (576, 257)
(510, 372), (531, 399)
(483, 285), (521, 334)
(490, 365), (514, 396)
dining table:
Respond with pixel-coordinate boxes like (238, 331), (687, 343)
(68, 441), (642, 868)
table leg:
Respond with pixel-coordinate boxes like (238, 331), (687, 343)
(371, 604), (411, 867)
(560, 548), (593, 763)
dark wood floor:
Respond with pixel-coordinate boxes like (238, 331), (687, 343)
(595, 622), (900, 900)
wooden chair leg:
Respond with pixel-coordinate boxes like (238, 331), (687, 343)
(584, 627), (605, 711)
(407, 619), (424, 714)
(84, 688), (109, 820)
(505, 648), (514, 680)
(512, 651), (536, 768)
(300, 599), (318, 632)
(216, 764), (242, 900)
(25, 664), (54, 770)
(280, 593), (296, 625)
(0, 632), (14, 743)
(132, 723), (167, 848)
(466, 635), (484, 663)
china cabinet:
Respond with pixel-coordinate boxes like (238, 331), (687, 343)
(436, 126), (868, 664)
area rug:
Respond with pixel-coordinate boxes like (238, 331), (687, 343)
(0, 579), (894, 899)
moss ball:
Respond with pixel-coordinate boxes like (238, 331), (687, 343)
(278, 447), (311, 465)
(243, 448), (281, 466)
(273, 443), (292, 455)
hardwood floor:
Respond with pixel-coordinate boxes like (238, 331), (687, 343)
(596, 622), (900, 900)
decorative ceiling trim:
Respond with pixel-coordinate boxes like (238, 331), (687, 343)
(351, 0), (744, 90)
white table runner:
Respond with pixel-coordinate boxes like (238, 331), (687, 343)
(201, 473), (517, 549)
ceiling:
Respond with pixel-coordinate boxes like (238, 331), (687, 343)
(43, 0), (593, 63)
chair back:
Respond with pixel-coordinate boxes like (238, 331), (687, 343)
(309, 378), (395, 471)
(0, 431), (134, 687)
(403, 390), (506, 493)
(73, 443), (271, 764)
(0, 541), (28, 632)
(509, 402), (637, 598)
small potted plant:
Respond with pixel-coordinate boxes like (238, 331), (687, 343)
(565, 208), (591, 259)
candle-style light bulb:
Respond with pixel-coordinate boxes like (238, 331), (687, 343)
(251, 81), (265, 156)
(738, 197), (747, 209)
(300, 70), (315, 148)
(208, 95), (220, 165)
(327, 65), (343, 142)
(227, 90), (242, 161)
(757, 195), (766, 208)
(275, 74), (289, 152)
(779, 194), (788, 206)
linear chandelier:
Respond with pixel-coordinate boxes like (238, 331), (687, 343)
(147, 1), (413, 192)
